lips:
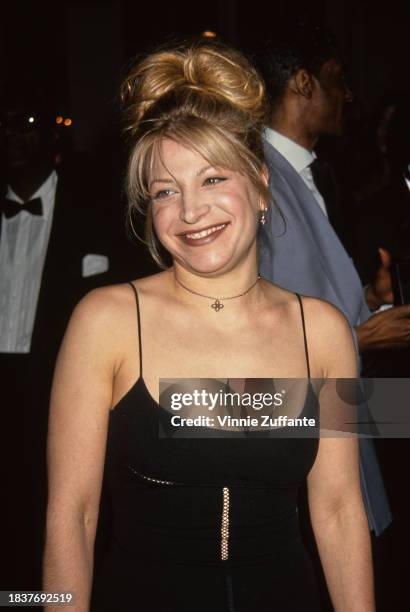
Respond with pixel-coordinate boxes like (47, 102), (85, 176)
(179, 223), (228, 247)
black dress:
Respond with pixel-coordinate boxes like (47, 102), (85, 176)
(91, 284), (322, 612)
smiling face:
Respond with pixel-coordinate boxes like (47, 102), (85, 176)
(148, 138), (263, 276)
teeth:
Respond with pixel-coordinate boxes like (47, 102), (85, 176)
(185, 224), (226, 240)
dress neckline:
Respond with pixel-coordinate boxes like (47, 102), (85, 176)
(109, 376), (316, 433)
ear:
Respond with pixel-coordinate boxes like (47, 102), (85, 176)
(289, 68), (314, 99)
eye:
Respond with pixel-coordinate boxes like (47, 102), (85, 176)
(152, 188), (176, 200)
(203, 176), (227, 187)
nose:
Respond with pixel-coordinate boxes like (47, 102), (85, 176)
(180, 190), (210, 224)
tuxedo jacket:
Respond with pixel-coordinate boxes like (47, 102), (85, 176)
(259, 140), (392, 536)
(0, 164), (118, 379)
(0, 163), (124, 588)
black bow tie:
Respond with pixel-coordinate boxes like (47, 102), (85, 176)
(3, 197), (43, 219)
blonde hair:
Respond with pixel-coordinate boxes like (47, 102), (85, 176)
(122, 40), (269, 268)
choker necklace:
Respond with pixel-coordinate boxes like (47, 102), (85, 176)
(174, 274), (261, 311)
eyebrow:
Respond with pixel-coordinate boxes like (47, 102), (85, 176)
(149, 178), (174, 189)
(149, 165), (217, 189)
(196, 164), (215, 176)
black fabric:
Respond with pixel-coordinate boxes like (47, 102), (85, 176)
(350, 175), (410, 285)
(91, 289), (322, 612)
(310, 157), (352, 254)
(350, 175), (410, 378)
(0, 163), (122, 589)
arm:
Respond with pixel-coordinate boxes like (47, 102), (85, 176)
(306, 301), (374, 611)
(357, 246), (410, 352)
(356, 304), (410, 351)
(43, 289), (120, 611)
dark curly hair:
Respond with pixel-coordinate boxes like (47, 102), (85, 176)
(255, 23), (339, 113)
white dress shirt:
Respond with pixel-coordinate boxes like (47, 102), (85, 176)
(0, 171), (58, 353)
(264, 127), (328, 218)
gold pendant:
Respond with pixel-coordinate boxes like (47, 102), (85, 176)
(211, 299), (224, 311)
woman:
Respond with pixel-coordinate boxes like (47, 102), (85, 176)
(43, 41), (374, 611)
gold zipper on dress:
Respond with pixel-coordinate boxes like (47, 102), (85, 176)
(221, 486), (230, 561)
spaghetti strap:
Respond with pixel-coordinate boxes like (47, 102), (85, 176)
(295, 293), (311, 379)
(128, 282), (143, 378)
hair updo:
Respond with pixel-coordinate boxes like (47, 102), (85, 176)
(121, 40), (269, 268)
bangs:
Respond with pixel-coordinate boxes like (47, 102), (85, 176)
(126, 115), (271, 269)
(127, 115), (266, 214)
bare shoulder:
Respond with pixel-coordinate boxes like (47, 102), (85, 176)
(298, 295), (357, 377)
(68, 283), (134, 343)
(262, 281), (357, 377)
(71, 271), (169, 329)
(297, 295), (353, 340)
(297, 295), (351, 332)
(56, 276), (145, 368)
(65, 271), (169, 356)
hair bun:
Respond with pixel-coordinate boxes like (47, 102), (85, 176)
(122, 41), (266, 133)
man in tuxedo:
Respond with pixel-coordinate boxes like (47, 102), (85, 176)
(0, 93), (119, 589)
(256, 24), (410, 540)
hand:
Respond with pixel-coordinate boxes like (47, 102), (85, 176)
(365, 248), (393, 310)
(356, 304), (410, 352)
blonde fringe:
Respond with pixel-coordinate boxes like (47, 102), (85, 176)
(121, 40), (269, 268)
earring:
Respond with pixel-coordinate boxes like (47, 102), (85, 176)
(260, 210), (267, 225)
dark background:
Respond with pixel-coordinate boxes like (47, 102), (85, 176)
(2, 1), (410, 609)
(2, 0), (409, 156)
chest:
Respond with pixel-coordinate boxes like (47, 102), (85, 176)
(153, 312), (306, 370)
(114, 313), (310, 410)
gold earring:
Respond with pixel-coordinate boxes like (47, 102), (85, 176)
(260, 210), (266, 225)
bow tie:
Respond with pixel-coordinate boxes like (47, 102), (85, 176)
(3, 197), (43, 219)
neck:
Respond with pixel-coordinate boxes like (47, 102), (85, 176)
(8, 163), (53, 202)
(172, 258), (262, 312)
(270, 107), (318, 151)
